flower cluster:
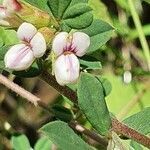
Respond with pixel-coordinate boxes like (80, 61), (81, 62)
(52, 32), (90, 85)
(4, 22), (46, 70)
(4, 21), (90, 85)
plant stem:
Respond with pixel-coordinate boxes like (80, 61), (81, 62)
(40, 71), (78, 104)
(0, 74), (40, 106)
(112, 119), (150, 148)
(128, 0), (150, 71)
(0, 73), (108, 147)
(0, 73), (150, 148)
(40, 71), (150, 148)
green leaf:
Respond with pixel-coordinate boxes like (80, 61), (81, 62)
(63, 3), (92, 19)
(98, 78), (112, 97)
(34, 137), (53, 150)
(52, 105), (73, 122)
(81, 19), (114, 53)
(0, 37), (3, 47)
(24, 0), (49, 11)
(123, 107), (150, 135)
(107, 132), (127, 150)
(48, 0), (93, 30)
(89, 0), (112, 23)
(11, 134), (31, 150)
(143, 0), (150, 4)
(0, 61), (5, 73)
(40, 121), (93, 150)
(48, 0), (71, 19)
(77, 73), (111, 135)
(70, 0), (88, 6)
(63, 12), (93, 29)
(0, 45), (10, 61)
(130, 140), (143, 150)
(3, 30), (19, 45)
(0, 45), (10, 72)
(79, 59), (102, 70)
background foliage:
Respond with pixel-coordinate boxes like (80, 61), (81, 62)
(0, 0), (149, 150)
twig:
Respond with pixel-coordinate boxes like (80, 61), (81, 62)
(40, 71), (78, 104)
(0, 73), (150, 148)
(112, 119), (150, 148)
(0, 73), (108, 147)
(69, 121), (108, 148)
(0, 74), (40, 106)
(40, 71), (150, 149)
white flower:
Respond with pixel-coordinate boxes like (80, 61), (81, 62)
(4, 22), (46, 71)
(52, 32), (90, 85)
(54, 53), (80, 85)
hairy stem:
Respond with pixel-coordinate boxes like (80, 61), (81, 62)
(0, 73), (150, 148)
(0, 73), (108, 147)
(0, 74), (40, 105)
(40, 71), (150, 148)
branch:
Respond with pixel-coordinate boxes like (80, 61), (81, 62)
(1, 72), (150, 148)
(112, 119), (150, 148)
(40, 71), (150, 149)
(0, 73), (107, 147)
(0, 74), (40, 106)
(40, 71), (78, 104)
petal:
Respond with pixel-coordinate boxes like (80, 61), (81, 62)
(3, 0), (22, 12)
(52, 32), (68, 56)
(0, 6), (7, 18)
(17, 22), (37, 42)
(30, 32), (46, 58)
(72, 32), (90, 57)
(54, 53), (80, 85)
(4, 44), (34, 71)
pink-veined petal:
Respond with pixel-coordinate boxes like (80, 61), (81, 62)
(72, 32), (90, 57)
(30, 32), (46, 58)
(3, 0), (22, 12)
(17, 22), (37, 42)
(4, 44), (34, 71)
(52, 32), (68, 56)
(0, 6), (7, 18)
(54, 53), (80, 85)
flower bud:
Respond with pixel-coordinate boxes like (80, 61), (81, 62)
(54, 53), (80, 86)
